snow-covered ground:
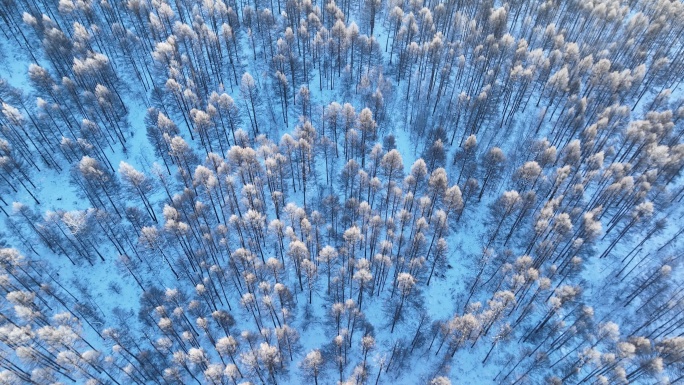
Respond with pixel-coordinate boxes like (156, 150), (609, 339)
(1, 0), (683, 384)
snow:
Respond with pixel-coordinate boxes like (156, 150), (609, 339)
(1, 1), (684, 384)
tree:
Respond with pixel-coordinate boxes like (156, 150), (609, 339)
(302, 258), (317, 304)
(318, 245), (338, 294)
(490, 191), (523, 247)
(216, 336), (242, 376)
(275, 71), (290, 124)
(361, 334), (375, 370)
(357, 108), (377, 168)
(362, 0), (380, 34)
(454, 134), (477, 184)
(427, 168), (449, 216)
(193, 165), (223, 224)
(353, 258), (372, 311)
(190, 108), (216, 155)
(257, 342), (281, 384)
(380, 149), (404, 220)
(297, 86), (311, 118)
(427, 238), (447, 286)
(166, 135), (199, 189)
(479, 147), (506, 201)
(430, 376), (451, 385)
(72, 156), (122, 218)
(301, 350), (323, 385)
(145, 109), (179, 175)
(0, 140), (40, 205)
(514, 161), (543, 191)
(424, 138), (447, 171)
(119, 161), (157, 223)
(391, 272), (415, 332)
(289, 239), (309, 292)
(240, 72), (260, 136)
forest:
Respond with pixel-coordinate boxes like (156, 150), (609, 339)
(0, 0), (683, 383)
